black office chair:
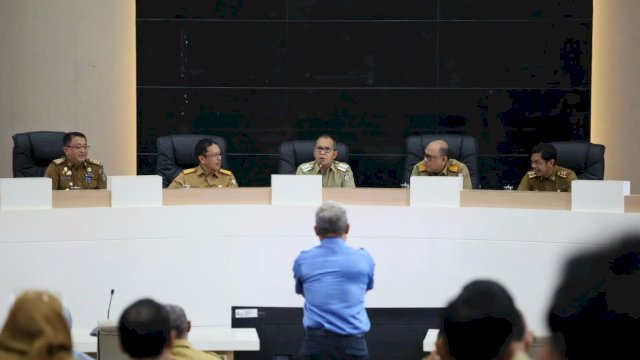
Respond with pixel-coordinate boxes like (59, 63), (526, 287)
(278, 140), (349, 174)
(12, 131), (66, 177)
(550, 141), (605, 180)
(156, 134), (228, 188)
(404, 134), (479, 188)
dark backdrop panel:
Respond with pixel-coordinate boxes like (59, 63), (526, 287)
(136, 1), (592, 189)
(137, 21), (287, 87)
(288, 22), (438, 87)
(439, 21), (591, 88)
(441, 0), (592, 20)
(288, 0), (438, 20)
(136, 0), (286, 20)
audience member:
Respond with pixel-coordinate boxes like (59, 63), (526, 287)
(542, 233), (640, 359)
(432, 280), (529, 360)
(411, 139), (472, 189)
(44, 131), (107, 190)
(517, 143), (577, 192)
(296, 135), (356, 187)
(0, 290), (72, 360)
(118, 298), (173, 360)
(168, 138), (238, 188)
(165, 304), (222, 360)
(293, 201), (375, 359)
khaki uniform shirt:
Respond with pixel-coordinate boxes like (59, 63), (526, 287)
(168, 165), (238, 188)
(410, 158), (472, 190)
(170, 339), (222, 360)
(296, 160), (356, 188)
(517, 165), (577, 192)
(44, 156), (106, 190)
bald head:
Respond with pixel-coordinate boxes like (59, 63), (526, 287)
(426, 140), (449, 158)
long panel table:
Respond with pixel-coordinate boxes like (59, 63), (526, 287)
(2, 188), (640, 340)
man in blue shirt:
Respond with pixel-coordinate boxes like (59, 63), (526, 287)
(293, 201), (375, 359)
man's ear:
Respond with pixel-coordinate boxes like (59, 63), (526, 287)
(344, 224), (350, 235)
(197, 155), (205, 165)
(314, 225), (320, 236)
(186, 320), (192, 333)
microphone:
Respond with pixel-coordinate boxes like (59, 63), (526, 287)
(90, 289), (115, 337)
(107, 289), (115, 319)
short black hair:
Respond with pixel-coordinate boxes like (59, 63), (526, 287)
(548, 233), (640, 359)
(194, 138), (220, 158)
(531, 143), (557, 162)
(442, 280), (519, 360)
(63, 132), (86, 146)
(118, 298), (171, 359)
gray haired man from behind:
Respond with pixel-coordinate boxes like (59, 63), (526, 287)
(165, 304), (222, 360)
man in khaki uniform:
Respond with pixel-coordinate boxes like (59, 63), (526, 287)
(44, 132), (107, 190)
(168, 138), (238, 188)
(165, 304), (222, 360)
(296, 135), (356, 188)
(517, 143), (577, 192)
(411, 139), (472, 189)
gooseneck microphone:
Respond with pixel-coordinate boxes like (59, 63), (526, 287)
(90, 289), (115, 336)
(107, 289), (115, 319)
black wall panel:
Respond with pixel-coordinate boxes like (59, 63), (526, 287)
(136, 0), (592, 189)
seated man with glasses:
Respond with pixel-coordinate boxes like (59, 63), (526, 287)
(296, 135), (356, 188)
(168, 138), (238, 188)
(411, 139), (472, 189)
(44, 131), (107, 190)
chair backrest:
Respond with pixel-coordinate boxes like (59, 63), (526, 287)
(12, 131), (66, 177)
(278, 140), (350, 174)
(97, 320), (129, 360)
(404, 134), (479, 188)
(550, 141), (606, 180)
(156, 134), (228, 188)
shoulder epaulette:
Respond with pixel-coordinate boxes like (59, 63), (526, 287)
(527, 170), (537, 178)
(336, 162), (349, 172)
(219, 168), (232, 176)
(447, 164), (460, 173)
(183, 168), (196, 175)
(299, 162), (313, 172)
(557, 170), (569, 178)
(86, 158), (101, 166)
(418, 163), (427, 172)
(53, 157), (65, 165)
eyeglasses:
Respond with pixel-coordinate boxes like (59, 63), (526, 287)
(424, 154), (441, 162)
(205, 152), (224, 158)
(65, 145), (90, 151)
(314, 146), (335, 154)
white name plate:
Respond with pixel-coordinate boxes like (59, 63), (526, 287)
(572, 180), (630, 213)
(410, 176), (463, 208)
(0, 177), (52, 210)
(271, 174), (322, 205)
(108, 175), (162, 207)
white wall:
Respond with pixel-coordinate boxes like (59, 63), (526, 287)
(0, 0), (136, 177)
(1, 203), (639, 336)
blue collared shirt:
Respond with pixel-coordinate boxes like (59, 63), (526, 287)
(293, 237), (375, 335)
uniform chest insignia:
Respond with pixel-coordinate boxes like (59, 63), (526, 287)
(527, 170), (537, 178)
(336, 162), (349, 172)
(87, 158), (101, 165)
(344, 173), (351, 182)
(418, 163), (427, 172)
(300, 162), (313, 172)
(447, 164), (460, 173)
(183, 168), (196, 175)
(53, 157), (65, 165)
(87, 167), (92, 173)
(65, 170), (72, 176)
(557, 170), (568, 178)
(231, 178), (237, 186)
(220, 169), (232, 176)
